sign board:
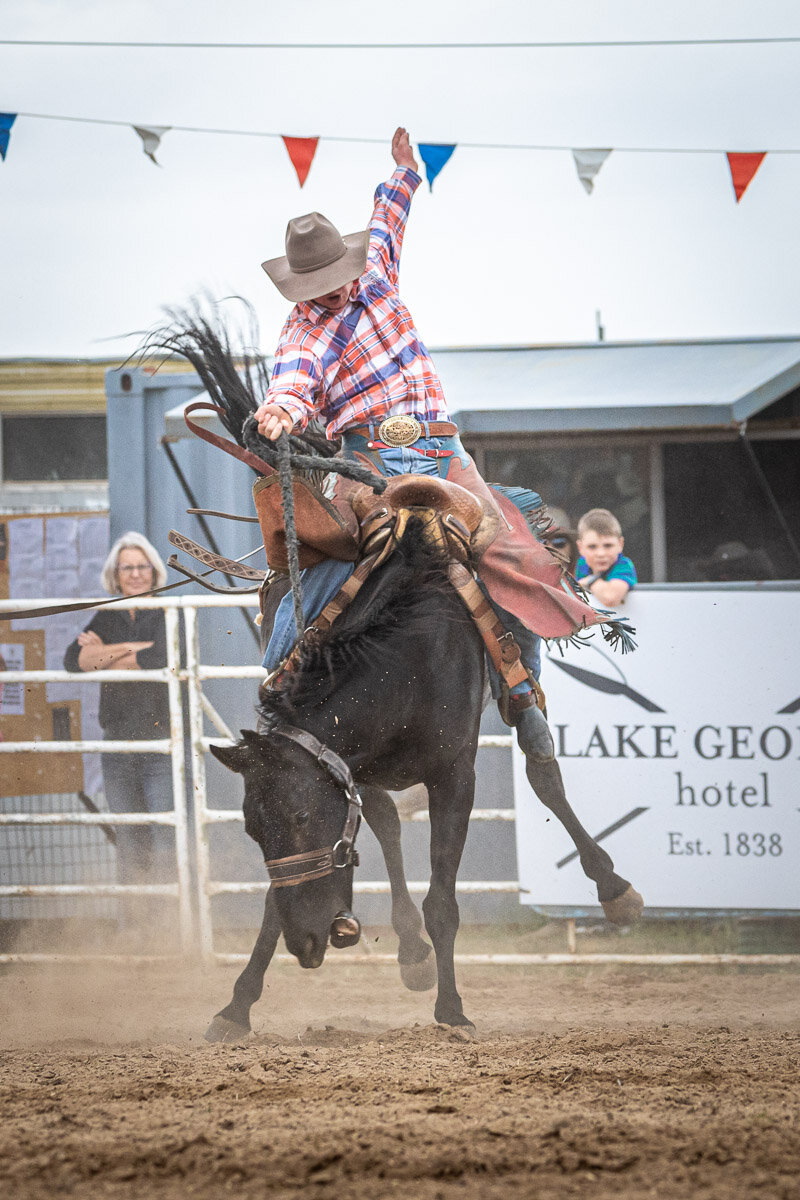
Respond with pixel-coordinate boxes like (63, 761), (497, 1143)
(514, 589), (800, 912)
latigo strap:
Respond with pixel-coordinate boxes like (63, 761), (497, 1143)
(168, 529), (266, 581)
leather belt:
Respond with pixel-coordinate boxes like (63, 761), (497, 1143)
(345, 418), (458, 446)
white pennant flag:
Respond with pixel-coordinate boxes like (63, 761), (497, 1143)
(133, 125), (170, 165)
(572, 148), (612, 194)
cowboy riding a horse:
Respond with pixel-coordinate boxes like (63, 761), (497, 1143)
(157, 127), (643, 1037)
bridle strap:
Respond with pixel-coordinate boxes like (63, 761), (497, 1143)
(261, 722), (362, 888)
(265, 847), (335, 888)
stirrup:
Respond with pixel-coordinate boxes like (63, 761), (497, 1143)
(497, 678), (546, 727)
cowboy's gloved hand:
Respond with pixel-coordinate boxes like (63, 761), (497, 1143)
(392, 127), (418, 173)
(254, 403), (294, 441)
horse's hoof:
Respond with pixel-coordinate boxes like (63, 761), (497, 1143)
(436, 1021), (476, 1042)
(399, 946), (437, 992)
(204, 1015), (251, 1044)
(602, 885), (644, 926)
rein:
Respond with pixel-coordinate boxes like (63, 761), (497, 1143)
(262, 722), (362, 888)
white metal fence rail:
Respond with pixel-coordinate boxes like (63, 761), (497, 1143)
(0, 595), (523, 966)
(181, 602), (527, 966)
(0, 600), (194, 955)
(3, 594), (798, 969)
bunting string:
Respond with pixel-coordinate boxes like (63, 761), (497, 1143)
(0, 107), (792, 200)
(6, 109), (798, 154)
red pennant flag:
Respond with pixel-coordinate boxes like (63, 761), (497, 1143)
(282, 136), (319, 187)
(726, 152), (766, 203)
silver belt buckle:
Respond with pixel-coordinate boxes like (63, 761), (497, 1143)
(377, 415), (423, 447)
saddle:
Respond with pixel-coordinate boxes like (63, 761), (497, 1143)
(348, 474), (500, 564)
(263, 474), (540, 719)
(252, 470), (500, 572)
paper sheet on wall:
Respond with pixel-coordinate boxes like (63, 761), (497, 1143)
(45, 517), (79, 568)
(8, 517), (44, 629)
(46, 612), (86, 702)
(0, 643), (25, 714)
(78, 517), (109, 564)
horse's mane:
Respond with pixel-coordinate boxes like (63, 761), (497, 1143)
(259, 519), (468, 721)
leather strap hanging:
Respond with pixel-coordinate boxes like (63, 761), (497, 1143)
(183, 401), (276, 475)
(447, 560), (542, 701)
(167, 529), (266, 581)
(186, 507), (260, 524)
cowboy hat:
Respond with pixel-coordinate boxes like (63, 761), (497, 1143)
(261, 212), (369, 302)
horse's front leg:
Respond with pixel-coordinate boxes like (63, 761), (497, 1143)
(524, 757), (644, 924)
(204, 887), (281, 1042)
(422, 758), (476, 1029)
(360, 784), (436, 991)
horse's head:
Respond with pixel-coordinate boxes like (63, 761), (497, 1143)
(211, 730), (360, 969)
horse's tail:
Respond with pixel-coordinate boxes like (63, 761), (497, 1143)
(136, 293), (335, 461)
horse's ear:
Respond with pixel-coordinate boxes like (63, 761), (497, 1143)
(240, 729), (262, 746)
(209, 741), (250, 773)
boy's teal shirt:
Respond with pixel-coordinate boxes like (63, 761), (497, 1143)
(575, 553), (638, 588)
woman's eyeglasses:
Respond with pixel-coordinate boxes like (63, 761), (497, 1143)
(118, 564), (153, 574)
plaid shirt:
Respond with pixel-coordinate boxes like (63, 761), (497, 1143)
(266, 166), (450, 437)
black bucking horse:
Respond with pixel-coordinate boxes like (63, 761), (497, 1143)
(206, 518), (642, 1041)
(140, 299), (641, 1041)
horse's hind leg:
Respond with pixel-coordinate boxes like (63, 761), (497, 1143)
(204, 887), (281, 1042)
(360, 784), (436, 991)
(524, 757), (643, 924)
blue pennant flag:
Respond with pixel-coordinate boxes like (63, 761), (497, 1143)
(0, 113), (17, 162)
(418, 143), (456, 192)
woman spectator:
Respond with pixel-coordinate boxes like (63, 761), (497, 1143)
(64, 532), (175, 908)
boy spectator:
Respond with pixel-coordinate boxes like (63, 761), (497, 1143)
(575, 508), (637, 606)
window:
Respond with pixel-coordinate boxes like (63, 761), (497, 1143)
(483, 442), (652, 580)
(2, 415), (108, 482)
(664, 439), (800, 581)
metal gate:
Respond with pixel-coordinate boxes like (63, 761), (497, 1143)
(2, 594), (798, 968)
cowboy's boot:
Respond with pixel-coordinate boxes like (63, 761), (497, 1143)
(510, 694), (555, 763)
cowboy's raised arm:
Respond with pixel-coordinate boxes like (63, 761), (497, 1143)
(367, 127), (421, 287)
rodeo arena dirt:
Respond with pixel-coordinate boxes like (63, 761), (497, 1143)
(1, 957), (799, 1199)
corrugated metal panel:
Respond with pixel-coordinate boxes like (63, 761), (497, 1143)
(0, 360), (193, 415)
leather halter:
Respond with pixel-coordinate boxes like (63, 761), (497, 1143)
(262, 723), (362, 888)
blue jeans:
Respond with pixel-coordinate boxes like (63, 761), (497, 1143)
(262, 436), (540, 690)
(101, 748), (175, 885)
(263, 438), (448, 670)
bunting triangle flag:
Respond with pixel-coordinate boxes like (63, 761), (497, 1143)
(133, 125), (170, 165)
(282, 136), (319, 187)
(572, 148), (612, 194)
(0, 113), (17, 162)
(726, 152), (766, 202)
(418, 143), (456, 192)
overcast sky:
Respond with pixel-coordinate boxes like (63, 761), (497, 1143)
(1, 0), (799, 358)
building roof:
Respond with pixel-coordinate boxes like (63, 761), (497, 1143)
(430, 337), (800, 435)
(118, 336), (800, 441)
(0, 359), (197, 416)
